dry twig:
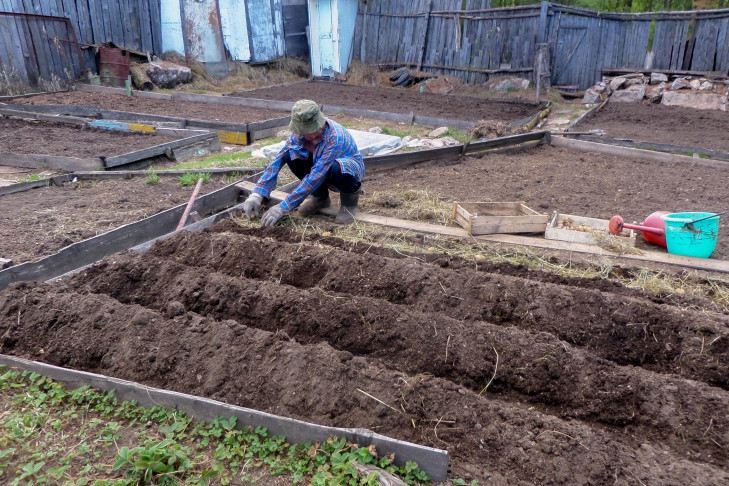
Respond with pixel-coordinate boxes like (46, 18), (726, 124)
(479, 346), (499, 395)
(357, 388), (401, 414)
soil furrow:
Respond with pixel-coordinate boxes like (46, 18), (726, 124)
(1, 282), (727, 485)
(145, 227), (729, 390)
(65, 250), (729, 466)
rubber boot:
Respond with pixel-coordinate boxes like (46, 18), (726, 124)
(298, 194), (331, 216)
(335, 190), (360, 224)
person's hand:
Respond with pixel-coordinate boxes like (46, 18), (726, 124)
(261, 204), (284, 227)
(243, 193), (264, 219)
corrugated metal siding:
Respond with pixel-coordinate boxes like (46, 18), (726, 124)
(161, 0), (185, 54)
(219, 0), (251, 61)
(245, 0), (284, 63)
(180, 0), (228, 75)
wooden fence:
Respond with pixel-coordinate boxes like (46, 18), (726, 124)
(355, 1), (729, 89)
(0, 0), (161, 85)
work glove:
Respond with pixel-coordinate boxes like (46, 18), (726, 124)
(243, 192), (264, 219)
(261, 204), (285, 227)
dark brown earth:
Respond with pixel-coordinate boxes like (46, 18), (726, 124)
(575, 102), (729, 153)
(2, 86), (729, 484)
(232, 81), (540, 123)
(9, 91), (288, 123)
(0, 117), (182, 158)
(1, 222), (728, 484)
(363, 143), (729, 260)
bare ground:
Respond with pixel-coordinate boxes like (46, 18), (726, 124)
(574, 102), (729, 153)
(231, 81), (541, 123)
(1, 86), (729, 484)
(1, 222), (727, 484)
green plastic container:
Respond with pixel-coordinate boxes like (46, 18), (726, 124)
(661, 212), (720, 258)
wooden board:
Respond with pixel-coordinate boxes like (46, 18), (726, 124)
(551, 136), (729, 169)
(0, 181), (249, 292)
(453, 201), (549, 235)
(235, 181), (729, 274)
(545, 212), (636, 247)
(102, 132), (219, 168)
(0, 152), (101, 171)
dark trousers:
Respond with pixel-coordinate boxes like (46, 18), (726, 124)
(283, 151), (360, 198)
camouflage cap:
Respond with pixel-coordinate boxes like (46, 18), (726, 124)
(289, 99), (326, 135)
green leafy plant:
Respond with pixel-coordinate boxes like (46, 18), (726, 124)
(17, 174), (42, 183)
(170, 151), (254, 170)
(0, 368), (432, 485)
(179, 171), (211, 187)
(145, 168), (160, 185)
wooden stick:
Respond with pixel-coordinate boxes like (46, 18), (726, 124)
(176, 178), (204, 231)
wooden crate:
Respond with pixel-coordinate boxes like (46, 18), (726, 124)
(453, 202), (548, 235)
(545, 213), (636, 246)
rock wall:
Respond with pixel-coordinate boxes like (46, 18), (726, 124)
(583, 73), (729, 111)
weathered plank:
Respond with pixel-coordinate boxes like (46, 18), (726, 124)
(0, 182), (244, 291)
(0, 152), (101, 171)
(72, 168), (258, 180)
(173, 91), (294, 112)
(551, 136), (729, 170)
(102, 132), (219, 168)
(137, 0), (153, 54)
(364, 131), (546, 171)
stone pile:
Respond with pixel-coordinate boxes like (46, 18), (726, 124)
(583, 72), (729, 111)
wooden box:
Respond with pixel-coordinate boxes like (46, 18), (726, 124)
(453, 202), (548, 235)
(544, 213), (636, 246)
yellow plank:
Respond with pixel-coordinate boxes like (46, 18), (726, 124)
(128, 123), (156, 134)
(218, 131), (248, 145)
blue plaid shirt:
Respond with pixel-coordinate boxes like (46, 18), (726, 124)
(253, 119), (364, 212)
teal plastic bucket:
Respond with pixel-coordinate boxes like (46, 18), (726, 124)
(661, 212), (720, 258)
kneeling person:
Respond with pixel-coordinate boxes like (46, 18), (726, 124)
(243, 99), (364, 226)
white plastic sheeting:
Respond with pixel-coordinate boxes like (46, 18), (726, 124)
(251, 129), (403, 159)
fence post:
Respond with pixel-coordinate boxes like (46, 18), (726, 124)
(535, 43), (551, 103)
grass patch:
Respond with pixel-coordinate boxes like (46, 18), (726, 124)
(145, 168), (160, 185)
(17, 174), (43, 183)
(380, 126), (413, 138)
(0, 368), (431, 485)
(179, 171), (211, 187)
(168, 152), (257, 171)
(440, 128), (472, 143)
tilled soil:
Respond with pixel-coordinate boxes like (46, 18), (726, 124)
(363, 143), (729, 260)
(575, 102), (729, 153)
(0, 177), (233, 264)
(1, 221), (728, 484)
(232, 81), (540, 123)
(0, 117), (181, 158)
(9, 91), (287, 123)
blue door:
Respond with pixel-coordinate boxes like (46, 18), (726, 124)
(317, 0), (334, 74)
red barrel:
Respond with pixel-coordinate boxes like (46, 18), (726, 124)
(98, 47), (130, 88)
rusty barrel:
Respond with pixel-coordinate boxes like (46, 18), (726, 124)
(98, 47), (130, 88)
